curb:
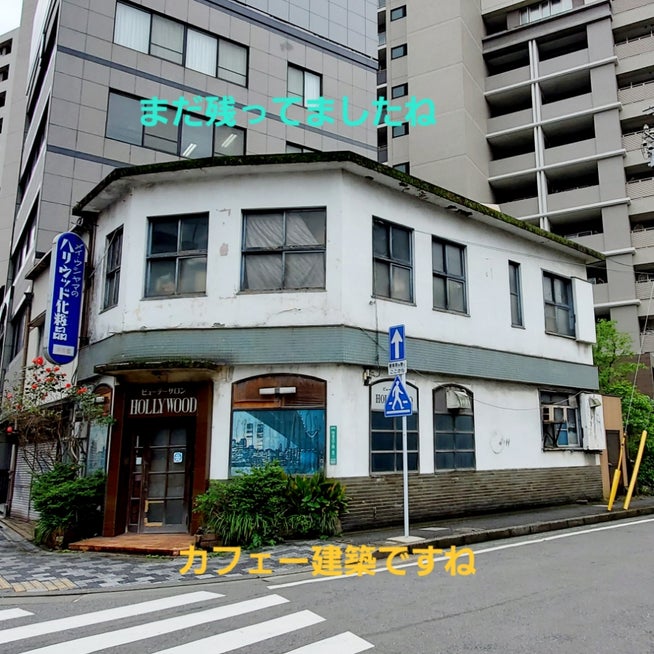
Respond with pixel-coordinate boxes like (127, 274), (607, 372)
(398, 505), (654, 554)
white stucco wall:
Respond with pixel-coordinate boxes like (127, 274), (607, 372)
(88, 167), (595, 366)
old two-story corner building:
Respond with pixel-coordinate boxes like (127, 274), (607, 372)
(67, 151), (606, 536)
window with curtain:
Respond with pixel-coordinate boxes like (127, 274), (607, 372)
(288, 65), (322, 107)
(218, 39), (248, 86)
(113, 4), (249, 86)
(114, 3), (150, 53)
(373, 218), (413, 302)
(150, 15), (184, 64)
(145, 214), (208, 297)
(434, 386), (475, 470)
(241, 209), (326, 291)
(186, 29), (217, 76)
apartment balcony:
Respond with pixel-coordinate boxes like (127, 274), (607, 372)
(613, 0), (652, 12)
(567, 231), (605, 252)
(500, 196), (539, 218)
(632, 227), (654, 266)
(489, 151), (536, 178)
(627, 176), (654, 200)
(540, 93), (593, 122)
(538, 49), (590, 79)
(547, 185), (601, 212)
(639, 332), (654, 353)
(487, 108), (532, 135)
(636, 277), (654, 310)
(616, 33), (654, 75)
(485, 65), (530, 94)
(543, 138), (596, 167)
(618, 80), (654, 109)
(623, 132), (648, 168)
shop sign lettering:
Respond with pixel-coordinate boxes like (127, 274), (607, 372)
(129, 396), (198, 416)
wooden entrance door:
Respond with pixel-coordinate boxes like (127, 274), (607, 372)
(127, 421), (192, 533)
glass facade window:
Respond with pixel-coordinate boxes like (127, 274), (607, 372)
(390, 6), (407, 21)
(288, 65), (322, 107)
(390, 44), (407, 59)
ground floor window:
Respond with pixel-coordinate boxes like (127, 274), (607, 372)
(369, 380), (419, 473)
(434, 385), (475, 470)
(540, 390), (579, 448)
(230, 375), (326, 475)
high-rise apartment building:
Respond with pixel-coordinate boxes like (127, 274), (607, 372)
(379, 0), (654, 377)
(0, 0), (378, 386)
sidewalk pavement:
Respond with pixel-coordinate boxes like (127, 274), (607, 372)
(1, 496), (653, 596)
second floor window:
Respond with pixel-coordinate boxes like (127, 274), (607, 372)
(103, 227), (123, 309)
(373, 219), (413, 303)
(543, 272), (574, 336)
(288, 65), (321, 107)
(114, 2), (248, 85)
(145, 214), (208, 297)
(509, 261), (523, 327)
(241, 209), (326, 291)
(432, 238), (467, 313)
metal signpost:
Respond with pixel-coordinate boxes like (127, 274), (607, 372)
(44, 232), (86, 365)
(385, 325), (412, 538)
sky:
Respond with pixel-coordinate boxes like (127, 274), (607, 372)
(1, 0), (23, 35)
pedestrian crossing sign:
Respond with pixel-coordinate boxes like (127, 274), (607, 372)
(384, 376), (413, 417)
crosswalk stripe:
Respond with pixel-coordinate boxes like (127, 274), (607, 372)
(23, 595), (289, 654)
(282, 631), (375, 653)
(153, 610), (326, 654)
(0, 590), (222, 645)
(0, 608), (33, 621)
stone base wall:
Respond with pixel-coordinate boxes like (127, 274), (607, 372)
(339, 466), (603, 530)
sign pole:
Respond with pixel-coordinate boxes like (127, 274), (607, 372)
(401, 371), (409, 538)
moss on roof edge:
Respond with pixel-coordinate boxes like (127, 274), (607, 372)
(72, 151), (604, 262)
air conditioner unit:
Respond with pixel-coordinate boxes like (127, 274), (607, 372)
(446, 388), (471, 410)
(542, 405), (567, 423)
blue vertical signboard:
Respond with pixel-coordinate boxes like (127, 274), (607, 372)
(44, 232), (86, 365)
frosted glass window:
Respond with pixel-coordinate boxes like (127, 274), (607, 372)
(150, 15), (184, 64)
(218, 40), (247, 86)
(186, 29), (217, 75)
(114, 3), (150, 53)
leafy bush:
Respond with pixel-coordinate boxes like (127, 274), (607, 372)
(286, 472), (348, 538)
(31, 463), (106, 548)
(194, 462), (349, 548)
(194, 462), (289, 548)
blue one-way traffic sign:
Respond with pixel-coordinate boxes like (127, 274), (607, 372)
(389, 324), (405, 362)
(384, 376), (413, 417)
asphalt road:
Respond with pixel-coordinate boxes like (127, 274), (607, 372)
(1, 517), (652, 653)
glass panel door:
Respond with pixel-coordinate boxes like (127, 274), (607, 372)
(127, 422), (191, 533)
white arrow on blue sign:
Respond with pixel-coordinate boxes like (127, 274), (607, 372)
(384, 376), (413, 417)
(389, 324), (405, 362)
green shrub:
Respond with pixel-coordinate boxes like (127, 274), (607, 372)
(194, 463), (349, 547)
(194, 461), (288, 548)
(31, 463), (106, 548)
(286, 471), (348, 538)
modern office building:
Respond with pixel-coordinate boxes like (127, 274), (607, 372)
(378, 0), (654, 380)
(0, 0), (378, 388)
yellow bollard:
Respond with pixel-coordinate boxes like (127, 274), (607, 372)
(624, 430), (647, 510)
(607, 431), (626, 512)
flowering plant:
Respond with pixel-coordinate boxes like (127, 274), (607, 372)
(1, 357), (113, 469)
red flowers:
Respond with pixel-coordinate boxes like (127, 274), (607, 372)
(32, 356), (44, 366)
(6, 426), (12, 434)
